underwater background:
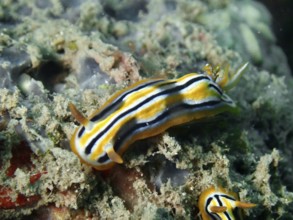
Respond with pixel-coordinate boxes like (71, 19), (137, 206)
(0, 0), (293, 219)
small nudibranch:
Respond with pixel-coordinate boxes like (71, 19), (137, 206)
(69, 63), (248, 170)
(198, 186), (256, 220)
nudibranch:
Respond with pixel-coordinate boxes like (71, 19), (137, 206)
(198, 186), (256, 220)
(69, 63), (248, 170)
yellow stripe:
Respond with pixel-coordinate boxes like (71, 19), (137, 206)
(88, 78), (164, 118)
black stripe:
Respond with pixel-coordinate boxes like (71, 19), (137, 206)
(206, 197), (218, 220)
(220, 194), (236, 201)
(216, 194), (235, 220)
(97, 153), (109, 163)
(78, 126), (85, 138)
(209, 83), (223, 95)
(215, 194), (223, 206)
(85, 75), (210, 155)
(90, 79), (165, 122)
(208, 84), (235, 106)
(224, 211), (232, 220)
(221, 96), (234, 105)
(113, 99), (221, 152)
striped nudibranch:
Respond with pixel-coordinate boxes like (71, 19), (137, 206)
(69, 63), (248, 170)
(198, 186), (256, 220)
